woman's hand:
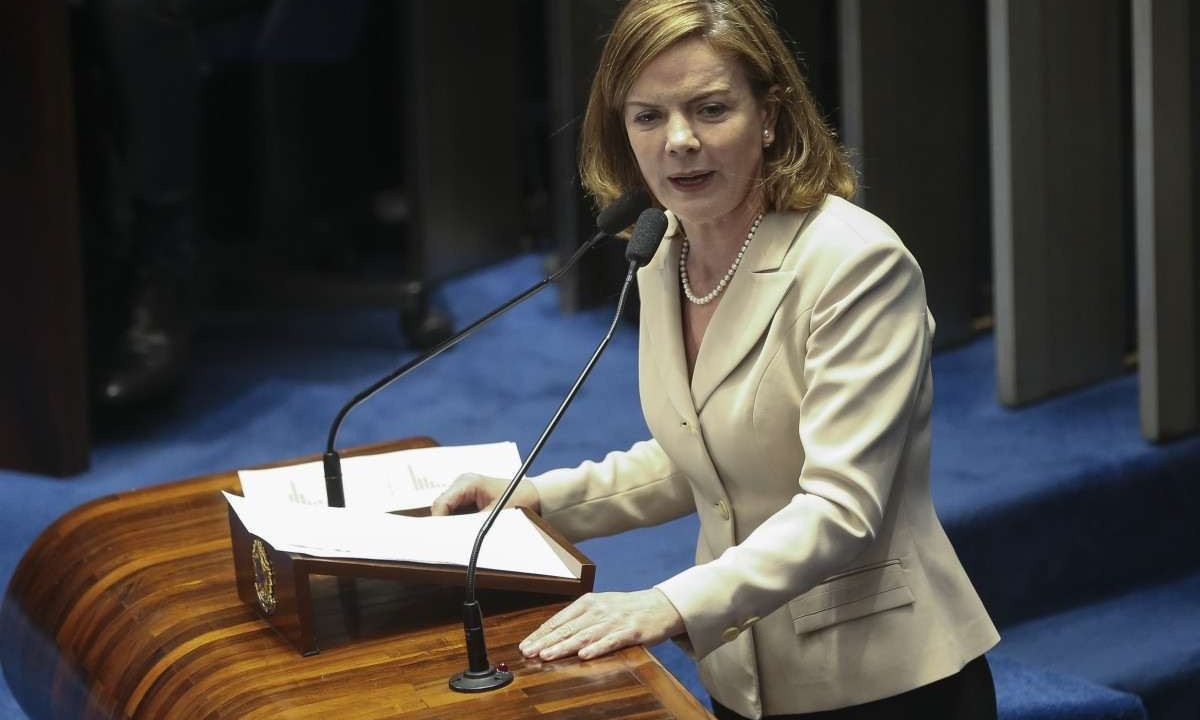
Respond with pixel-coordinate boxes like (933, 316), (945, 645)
(519, 589), (685, 661)
(429, 473), (541, 516)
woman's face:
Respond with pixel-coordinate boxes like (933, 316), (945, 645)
(623, 38), (771, 229)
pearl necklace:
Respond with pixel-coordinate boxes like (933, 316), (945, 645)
(679, 213), (763, 306)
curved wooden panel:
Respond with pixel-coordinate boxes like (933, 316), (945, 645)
(1, 439), (712, 719)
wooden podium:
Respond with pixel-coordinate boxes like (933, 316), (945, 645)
(1, 438), (713, 719)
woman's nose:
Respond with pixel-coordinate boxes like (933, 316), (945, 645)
(665, 118), (700, 154)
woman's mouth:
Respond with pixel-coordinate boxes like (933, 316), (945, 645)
(669, 171), (714, 191)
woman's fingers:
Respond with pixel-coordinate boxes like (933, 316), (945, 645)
(520, 590), (684, 662)
(430, 475), (542, 516)
(520, 602), (586, 654)
(429, 473), (488, 515)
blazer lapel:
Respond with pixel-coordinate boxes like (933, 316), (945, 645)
(690, 212), (808, 414)
(638, 231), (699, 424)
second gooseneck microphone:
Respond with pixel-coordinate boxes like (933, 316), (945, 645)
(448, 207), (669, 693)
(321, 189), (650, 507)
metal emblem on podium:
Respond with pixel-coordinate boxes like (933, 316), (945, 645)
(251, 538), (277, 615)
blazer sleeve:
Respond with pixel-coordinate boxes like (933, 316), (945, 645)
(655, 240), (932, 660)
(526, 439), (696, 543)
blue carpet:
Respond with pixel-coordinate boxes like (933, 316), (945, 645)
(989, 656), (1146, 720)
(928, 339), (1200, 627)
(1, 253), (1197, 719)
(998, 570), (1200, 720)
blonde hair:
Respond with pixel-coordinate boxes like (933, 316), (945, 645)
(579, 0), (855, 215)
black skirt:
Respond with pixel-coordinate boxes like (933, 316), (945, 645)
(711, 654), (997, 720)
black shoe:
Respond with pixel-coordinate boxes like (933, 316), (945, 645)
(94, 277), (191, 411)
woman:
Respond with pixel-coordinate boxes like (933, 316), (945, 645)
(433, 1), (1000, 717)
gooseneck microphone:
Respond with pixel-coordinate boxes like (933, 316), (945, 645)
(320, 189), (650, 507)
(449, 207), (669, 693)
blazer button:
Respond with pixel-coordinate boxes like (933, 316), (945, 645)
(721, 626), (740, 643)
(716, 500), (730, 520)
(740, 616), (760, 631)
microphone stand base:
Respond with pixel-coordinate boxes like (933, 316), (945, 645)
(449, 666), (514, 693)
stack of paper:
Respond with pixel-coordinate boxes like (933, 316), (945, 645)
(226, 442), (574, 578)
(237, 441), (523, 512)
(225, 493), (573, 578)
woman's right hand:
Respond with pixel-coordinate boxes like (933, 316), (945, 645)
(429, 473), (542, 516)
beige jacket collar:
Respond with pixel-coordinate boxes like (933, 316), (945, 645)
(638, 211), (810, 418)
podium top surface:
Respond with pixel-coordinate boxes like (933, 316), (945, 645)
(1, 437), (712, 719)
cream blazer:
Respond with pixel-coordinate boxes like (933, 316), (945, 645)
(528, 196), (999, 718)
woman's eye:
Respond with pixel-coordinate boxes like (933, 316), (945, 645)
(633, 111), (659, 124)
(699, 104), (727, 119)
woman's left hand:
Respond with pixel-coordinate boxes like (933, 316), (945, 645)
(519, 589), (685, 661)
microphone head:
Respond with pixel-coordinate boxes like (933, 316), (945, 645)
(596, 188), (651, 236)
(625, 208), (668, 267)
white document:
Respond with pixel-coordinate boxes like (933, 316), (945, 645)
(224, 492), (574, 579)
(236, 441), (522, 512)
